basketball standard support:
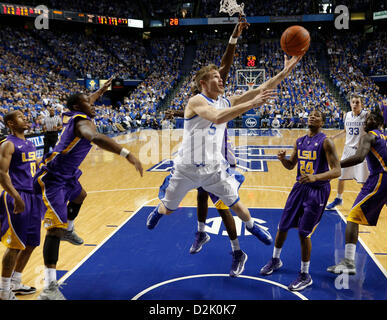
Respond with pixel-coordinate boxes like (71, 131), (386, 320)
(236, 69), (265, 90)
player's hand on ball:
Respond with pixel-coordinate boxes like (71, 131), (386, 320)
(284, 54), (304, 72)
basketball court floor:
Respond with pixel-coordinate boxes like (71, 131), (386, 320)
(2, 128), (386, 300)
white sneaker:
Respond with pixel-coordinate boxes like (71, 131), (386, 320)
(11, 280), (37, 295)
(37, 281), (66, 300)
(0, 289), (18, 300)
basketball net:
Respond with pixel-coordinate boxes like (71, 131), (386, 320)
(247, 82), (255, 91)
(219, 0), (245, 16)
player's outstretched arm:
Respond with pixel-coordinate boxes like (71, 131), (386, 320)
(0, 141), (24, 213)
(277, 142), (298, 170)
(219, 16), (249, 83)
(229, 54), (303, 107)
(75, 119), (143, 176)
(340, 133), (374, 168)
(188, 89), (277, 124)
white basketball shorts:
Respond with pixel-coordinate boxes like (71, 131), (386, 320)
(158, 163), (242, 211)
(339, 145), (369, 183)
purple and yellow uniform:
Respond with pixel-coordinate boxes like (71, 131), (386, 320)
(278, 132), (331, 238)
(33, 111), (92, 230)
(0, 135), (43, 249)
(347, 130), (387, 226)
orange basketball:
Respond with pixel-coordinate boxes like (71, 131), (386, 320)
(280, 25), (310, 56)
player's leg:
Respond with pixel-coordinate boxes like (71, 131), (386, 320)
(326, 179), (345, 209)
(0, 191), (31, 300)
(205, 169), (272, 245)
(215, 201), (247, 277)
(62, 183), (86, 245)
(146, 169), (194, 229)
(260, 184), (304, 276)
(12, 192), (43, 296)
(230, 201), (272, 245)
(260, 230), (287, 275)
(288, 184), (329, 291)
(189, 188), (211, 254)
(327, 173), (387, 275)
(35, 172), (67, 300)
(11, 246), (36, 295)
(1, 248), (20, 300)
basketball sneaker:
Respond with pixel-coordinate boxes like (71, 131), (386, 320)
(326, 198), (343, 210)
(61, 229), (84, 245)
(260, 257), (283, 275)
(229, 250), (248, 277)
(189, 232), (210, 254)
(11, 280), (36, 295)
(246, 223), (273, 245)
(38, 281), (66, 300)
(146, 205), (163, 230)
(326, 258), (356, 275)
(288, 272), (313, 291)
(0, 289), (18, 300)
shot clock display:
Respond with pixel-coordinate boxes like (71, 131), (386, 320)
(169, 18), (179, 26)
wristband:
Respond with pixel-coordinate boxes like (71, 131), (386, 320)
(229, 36), (238, 45)
(120, 148), (130, 158)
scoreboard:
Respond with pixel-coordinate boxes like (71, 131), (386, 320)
(1, 2), (138, 27)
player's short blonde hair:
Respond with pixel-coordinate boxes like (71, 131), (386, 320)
(349, 93), (363, 104)
(191, 64), (219, 95)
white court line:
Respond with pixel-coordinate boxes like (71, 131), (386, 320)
(86, 185), (360, 195)
(335, 208), (387, 279)
(58, 197), (158, 284)
(131, 274), (308, 300)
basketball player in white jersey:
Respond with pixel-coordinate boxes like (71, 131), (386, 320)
(326, 93), (369, 209)
(147, 54), (304, 251)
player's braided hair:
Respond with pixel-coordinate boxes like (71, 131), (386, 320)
(370, 107), (384, 127)
(66, 93), (84, 111)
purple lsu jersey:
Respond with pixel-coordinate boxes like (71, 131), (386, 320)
(367, 130), (387, 175)
(38, 111), (92, 179)
(347, 130), (387, 226)
(296, 132), (330, 186)
(5, 135), (37, 192)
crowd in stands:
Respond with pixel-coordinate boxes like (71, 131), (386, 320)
(326, 32), (385, 110)
(361, 31), (387, 76)
(0, 18), (386, 133)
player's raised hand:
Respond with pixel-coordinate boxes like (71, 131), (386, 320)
(283, 54), (304, 73)
(126, 153), (143, 177)
(277, 150), (287, 161)
(252, 89), (278, 107)
(232, 14), (250, 38)
(101, 75), (114, 93)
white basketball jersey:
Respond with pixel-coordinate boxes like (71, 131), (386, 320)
(174, 94), (230, 167)
(344, 109), (367, 148)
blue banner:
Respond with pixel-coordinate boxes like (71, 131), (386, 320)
(85, 79), (99, 91)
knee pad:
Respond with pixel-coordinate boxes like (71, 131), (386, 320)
(67, 201), (82, 220)
(43, 234), (60, 266)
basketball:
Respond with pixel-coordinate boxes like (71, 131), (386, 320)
(280, 25), (310, 56)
